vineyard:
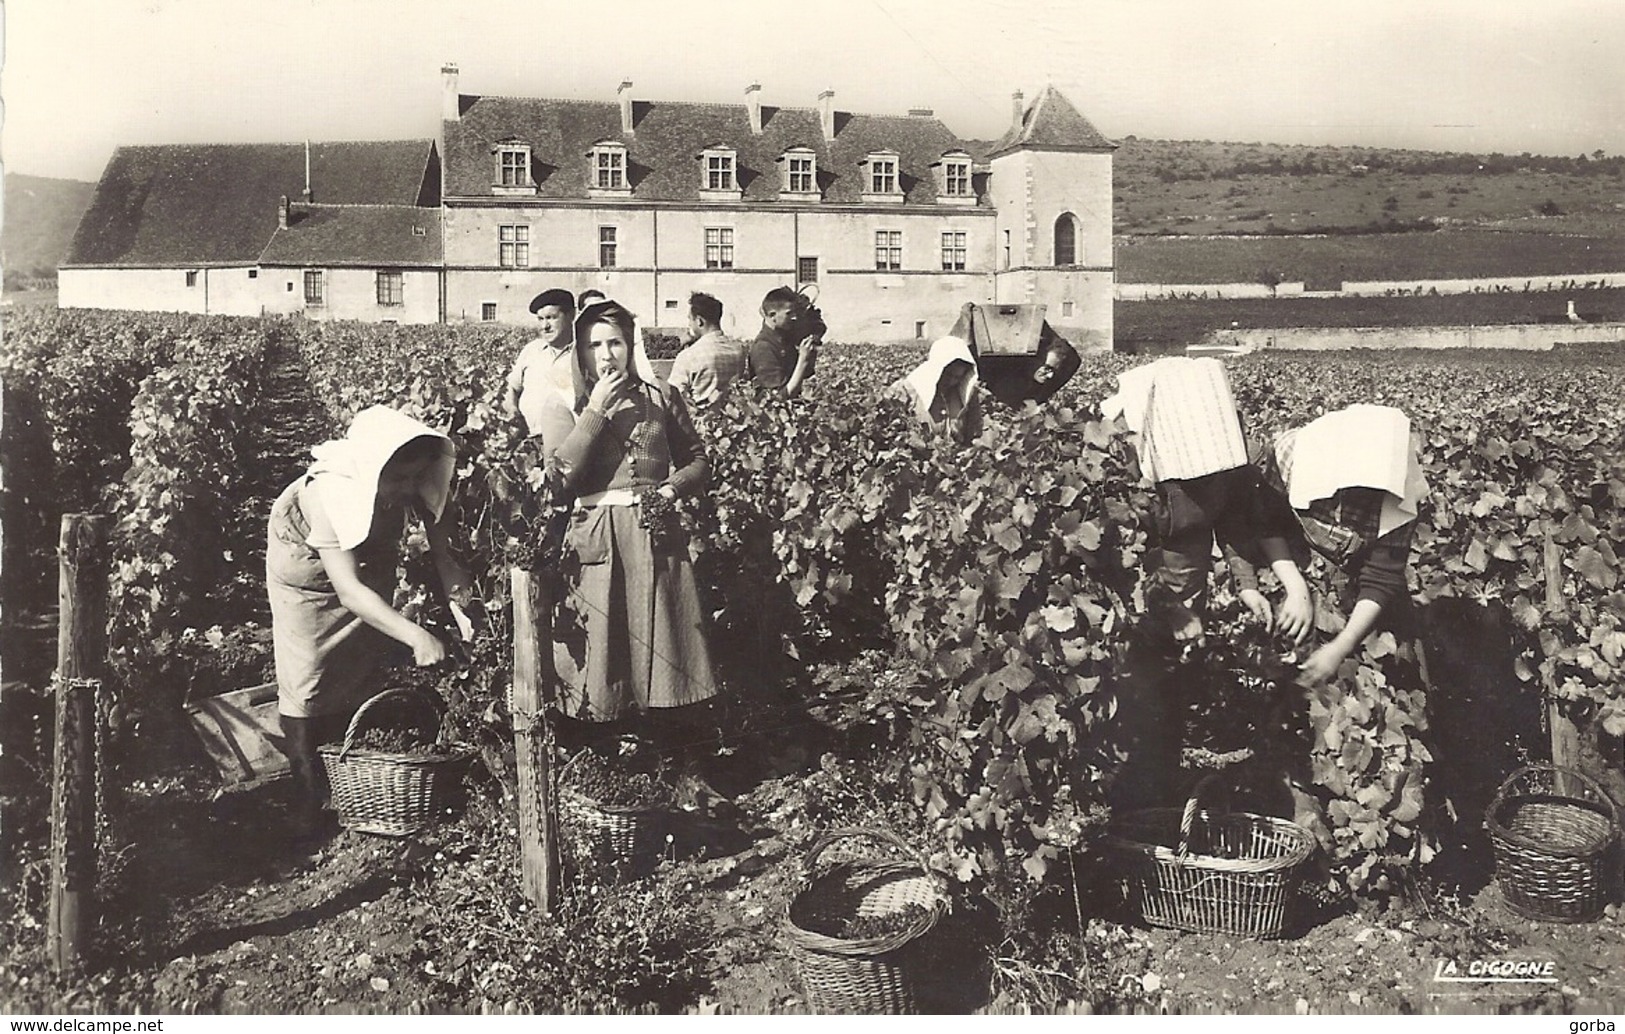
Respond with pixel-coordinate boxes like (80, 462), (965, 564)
(2, 308), (1624, 1013)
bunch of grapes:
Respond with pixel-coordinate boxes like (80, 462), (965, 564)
(637, 489), (682, 551)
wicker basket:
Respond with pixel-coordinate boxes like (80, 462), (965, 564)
(785, 827), (948, 1014)
(558, 789), (671, 868)
(318, 688), (474, 837)
(556, 750), (673, 870)
(1487, 764), (1621, 923)
(1105, 773), (1316, 938)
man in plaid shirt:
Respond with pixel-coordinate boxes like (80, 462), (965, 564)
(668, 292), (749, 408)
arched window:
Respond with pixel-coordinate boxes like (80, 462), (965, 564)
(1054, 213), (1078, 266)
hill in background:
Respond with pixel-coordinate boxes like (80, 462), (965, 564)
(1112, 137), (1625, 238)
(3, 173), (96, 285)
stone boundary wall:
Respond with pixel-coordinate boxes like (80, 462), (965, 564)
(1117, 271), (1625, 301)
(1227, 322), (1625, 352)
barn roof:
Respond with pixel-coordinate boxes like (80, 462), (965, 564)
(258, 204), (442, 267)
(63, 140), (438, 267)
(442, 94), (984, 205)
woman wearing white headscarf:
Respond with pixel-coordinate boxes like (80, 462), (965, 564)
(266, 405), (472, 832)
(1226, 404), (1428, 687)
(884, 335), (983, 442)
(549, 300), (718, 724)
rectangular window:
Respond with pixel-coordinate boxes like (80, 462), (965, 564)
(870, 159), (897, 194)
(185, 271), (198, 287)
(303, 270), (324, 305)
(915, 320), (927, 339)
(704, 227), (734, 270)
(1003, 229), (1011, 270)
(944, 163), (970, 196)
(481, 302), (498, 322)
(599, 226), (618, 268)
(1062, 300), (1075, 317)
(498, 149), (528, 187)
(798, 256), (818, 284)
(376, 270), (403, 306)
(595, 149), (625, 189)
(499, 224), (530, 269)
(940, 231), (967, 272)
(248, 269), (259, 279)
(874, 230), (902, 271)
(706, 154), (736, 191)
(789, 155), (815, 193)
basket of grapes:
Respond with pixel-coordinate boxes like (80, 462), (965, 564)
(319, 687), (475, 837)
(785, 827), (948, 1014)
(557, 746), (680, 871)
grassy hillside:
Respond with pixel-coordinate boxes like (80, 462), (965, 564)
(1113, 137), (1624, 232)
(3, 174), (95, 282)
(1109, 139), (1625, 283)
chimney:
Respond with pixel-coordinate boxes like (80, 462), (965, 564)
(618, 79), (635, 135)
(441, 63), (460, 123)
(818, 89), (835, 142)
(908, 107), (933, 118)
(746, 82), (763, 134)
(1010, 89), (1025, 132)
(278, 195), (289, 230)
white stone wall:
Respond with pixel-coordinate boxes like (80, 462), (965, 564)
(1117, 272), (1625, 301)
(1240, 322), (1625, 351)
(59, 266), (265, 315)
(258, 268), (441, 323)
(442, 202), (998, 341)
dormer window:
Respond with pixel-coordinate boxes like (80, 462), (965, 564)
(861, 151), (903, 204)
(491, 139), (535, 195)
(706, 152), (736, 191)
(778, 147), (818, 201)
(934, 151), (974, 205)
(587, 141), (631, 198)
(697, 146), (742, 201)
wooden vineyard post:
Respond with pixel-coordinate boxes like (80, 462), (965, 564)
(511, 567), (560, 913)
(1542, 522), (1583, 783)
(48, 514), (109, 975)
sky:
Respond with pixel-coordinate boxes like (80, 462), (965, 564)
(1, 0), (1622, 183)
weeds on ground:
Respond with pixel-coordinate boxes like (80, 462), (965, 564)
(979, 858), (1161, 1013)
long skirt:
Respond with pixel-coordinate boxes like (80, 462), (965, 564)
(551, 503), (719, 722)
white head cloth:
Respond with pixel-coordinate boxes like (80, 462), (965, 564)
(899, 335), (979, 426)
(1275, 403), (1428, 538)
(306, 405), (454, 550)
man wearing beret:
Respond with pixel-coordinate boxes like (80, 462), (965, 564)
(504, 288), (579, 449)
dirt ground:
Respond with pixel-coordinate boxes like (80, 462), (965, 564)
(4, 743), (1622, 1016)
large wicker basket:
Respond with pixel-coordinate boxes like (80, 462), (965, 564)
(1105, 774), (1316, 938)
(786, 827), (947, 1014)
(318, 688), (474, 837)
(1487, 764), (1621, 923)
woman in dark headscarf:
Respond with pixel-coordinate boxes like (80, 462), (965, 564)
(548, 301), (720, 724)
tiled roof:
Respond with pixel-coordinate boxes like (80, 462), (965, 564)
(64, 140), (437, 266)
(258, 204), (442, 266)
(988, 85), (1116, 157)
(442, 95), (983, 205)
